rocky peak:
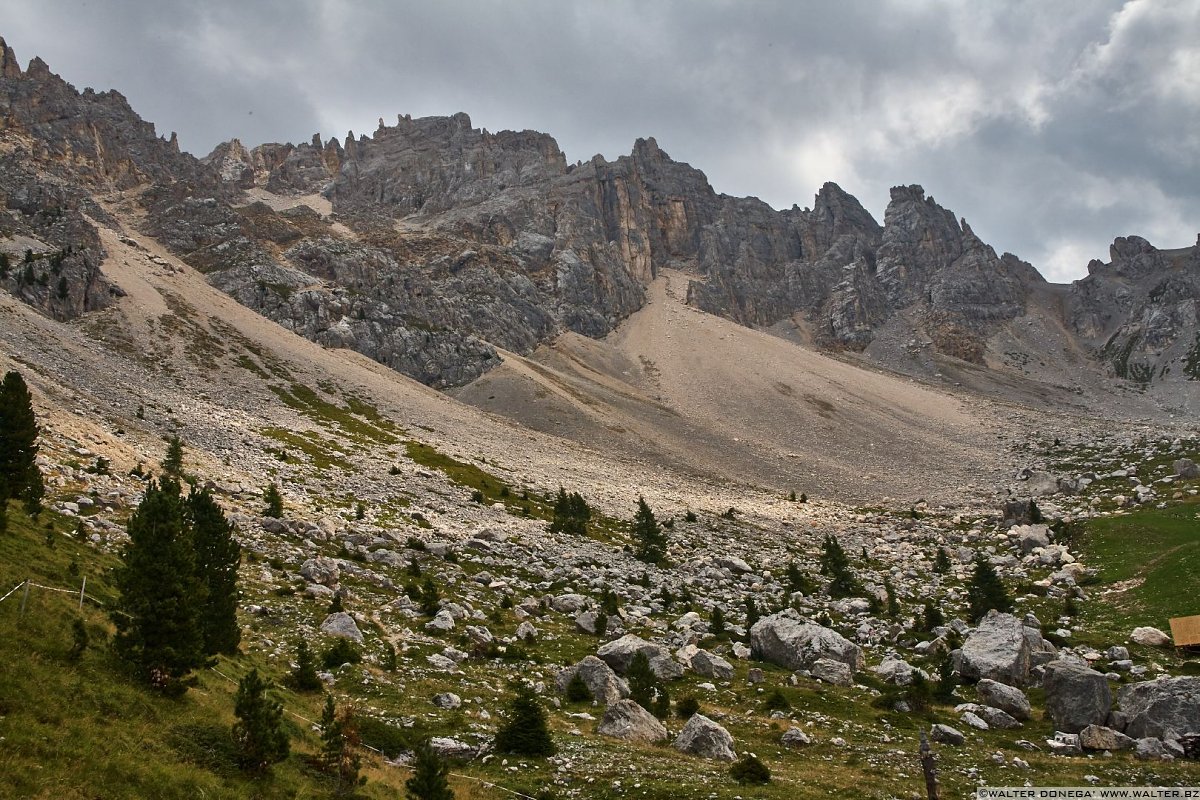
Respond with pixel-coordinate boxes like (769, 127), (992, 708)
(0, 36), (20, 78)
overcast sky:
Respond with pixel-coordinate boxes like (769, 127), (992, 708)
(5, 0), (1199, 281)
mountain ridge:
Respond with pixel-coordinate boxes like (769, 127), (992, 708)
(1, 35), (1198, 409)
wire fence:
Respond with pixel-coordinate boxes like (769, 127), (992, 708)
(3, 577), (540, 800)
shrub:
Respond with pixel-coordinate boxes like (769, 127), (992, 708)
(675, 694), (700, 718)
(762, 688), (791, 712)
(564, 672), (592, 703)
(730, 753), (771, 784)
(322, 639), (362, 670)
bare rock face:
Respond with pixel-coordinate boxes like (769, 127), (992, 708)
(749, 609), (864, 673)
(1043, 660), (1112, 734)
(1118, 676), (1200, 740)
(596, 699), (669, 743)
(958, 611), (1034, 686)
(672, 713), (736, 761)
(1067, 235), (1200, 387)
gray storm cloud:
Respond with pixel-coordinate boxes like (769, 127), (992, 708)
(4, 0), (1198, 281)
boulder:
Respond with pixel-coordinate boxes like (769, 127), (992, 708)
(425, 609), (456, 633)
(1135, 737), (1172, 761)
(957, 703), (1021, 730)
(1043, 661), (1112, 733)
(300, 556), (340, 587)
(781, 727), (813, 748)
(811, 657), (854, 686)
(1013, 524), (1051, 554)
(319, 612), (363, 643)
(959, 611), (1033, 686)
(749, 609), (863, 673)
(1118, 676), (1200, 740)
(429, 737), (476, 760)
(515, 621), (538, 641)
(1130, 626), (1172, 647)
(1047, 732), (1083, 755)
(930, 724), (964, 745)
(714, 555), (752, 574)
(1079, 724), (1134, 751)
(432, 692), (461, 710)
(690, 649), (734, 680)
(551, 593), (589, 613)
(673, 714), (736, 761)
(976, 679), (1032, 720)
(1173, 458), (1199, 479)
(873, 657), (919, 686)
(597, 635), (684, 680)
(596, 699), (669, 743)
(556, 655), (629, 705)
(1025, 471), (1059, 496)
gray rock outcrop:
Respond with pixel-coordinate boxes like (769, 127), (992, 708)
(959, 611), (1034, 686)
(1043, 661), (1112, 734)
(597, 635), (684, 680)
(750, 609), (864, 673)
(1118, 676), (1200, 740)
(596, 699), (669, 743)
(672, 713), (736, 761)
(556, 656), (630, 705)
(319, 611), (363, 643)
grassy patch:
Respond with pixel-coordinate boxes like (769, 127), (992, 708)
(1076, 500), (1200, 642)
(260, 426), (354, 472)
(269, 383), (400, 446)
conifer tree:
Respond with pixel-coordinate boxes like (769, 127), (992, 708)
(494, 682), (555, 757)
(188, 488), (241, 655)
(162, 434), (184, 478)
(232, 668), (289, 773)
(287, 639), (322, 691)
(820, 535), (861, 599)
(419, 577), (441, 616)
(111, 479), (205, 694)
(406, 739), (455, 800)
(710, 604), (726, 637)
(966, 555), (1012, 620)
(884, 578), (900, 618)
(922, 600), (945, 632)
(632, 496), (667, 565)
(0, 370), (44, 516)
(627, 651), (670, 717)
(320, 694), (362, 793)
(262, 483), (284, 518)
(934, 547), (952, 574)
(548, 487), (590, 536)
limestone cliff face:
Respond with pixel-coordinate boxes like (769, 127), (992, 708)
(1067, 235), (1200, 384)
(1, 35), (1194, 391)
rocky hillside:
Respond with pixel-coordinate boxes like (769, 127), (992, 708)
(2, 35), (1198, 399)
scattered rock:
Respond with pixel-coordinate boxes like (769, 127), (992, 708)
(1079, 724), (1135, 751)
(781, 727), (813, 748)
(556, 656), (629, 705)
(673, 714), (736, 761)
(597, 635), (684, 680)
(749, 609), (864, 673)
(596, 699), (669, 743)
(319, 612), (363, 643)
(959, 611), (1033, 686)
(811, 657), (854, 687)
(930, 724), (964, 745)
(1130, 626), (1172, 647)
(1118, 676), (1200, 740)
(976, 679), (1032, 720)
(432, 692), (461, 710)
(1043, 661), (1112, 734)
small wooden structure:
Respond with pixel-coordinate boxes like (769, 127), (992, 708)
(1169, 615), (1200, 648)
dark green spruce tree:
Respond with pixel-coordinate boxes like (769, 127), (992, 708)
(188, 488), (241, 655)
(263, 483), (284, 518)
(111, 479), (206, 694)
(820, 535), (861, 599)
(632, 496), (667, 565)
(0, 370), (44, 516)
(162, 434), (184, 478)
(967, 555), (1013, 620)
(232, 668), (289, 773)
(405, 739), (455, 800)
(494, 682), (556, 757)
